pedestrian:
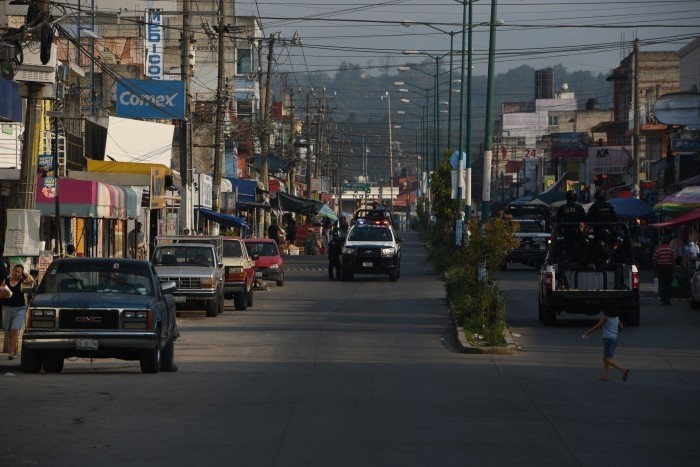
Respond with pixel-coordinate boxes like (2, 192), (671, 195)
(653, 235), (675, 305)
(0, 257), (7, 332)
(65, 244), (77, 257)
(285, 215), (297, 246)
(581, 302), (630, 382)
(327, 231), (343, 280)
(128, 221), (146, 259)
(1, 264), (34, 360)
(268, 218), (284, 246)
(338, 216), (349, 239)
(669, 232), (684, 265)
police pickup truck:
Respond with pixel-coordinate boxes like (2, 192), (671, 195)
(342, 216), (402, 282)
(538, 222), (640, 326)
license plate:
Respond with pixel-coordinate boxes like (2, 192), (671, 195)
(255, 272), (263, 278)
(76, 338), (98, 351)
(174, 296), (186, 303)
(363, 262), (373, 267)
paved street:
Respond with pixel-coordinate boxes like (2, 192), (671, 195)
(2, 232), (700, 466)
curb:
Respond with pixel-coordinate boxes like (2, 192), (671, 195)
(448, 305), (519, 355)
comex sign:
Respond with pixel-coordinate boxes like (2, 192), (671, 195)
(116, 79), (185, 120)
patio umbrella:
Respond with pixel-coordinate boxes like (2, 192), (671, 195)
(608, 197), (654, 219)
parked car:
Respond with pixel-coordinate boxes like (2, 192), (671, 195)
(244, 238), (285, 286)
(223, 237), (257, 310)
(21, 258), (178, 374)
(151, 236), (225, 317)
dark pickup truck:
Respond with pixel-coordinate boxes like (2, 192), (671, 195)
(21, 258), (178, 374)
(503, 204), (552, 270)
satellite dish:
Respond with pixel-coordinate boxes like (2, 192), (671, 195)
(653, 92), (700, 127)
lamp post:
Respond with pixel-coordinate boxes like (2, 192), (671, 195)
(382, 92), (395, 217)
(402, 51), (446, 171)
(401, 22), (457, 150)
(482, 0), (499, 222)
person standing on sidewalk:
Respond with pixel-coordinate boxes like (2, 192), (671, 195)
(653, 235), (675, 305)
(581, 302), (630, 382)
(1, 264), (34, 360)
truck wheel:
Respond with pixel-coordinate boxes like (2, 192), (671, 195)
(206, 298), (219, 317)
(690, 290), (700, 309)
(276, 272), (285, 287)
(42, 354), (65, 373)
(21, 349), (43, 374)
(246, 287), (254, 307)
(342, 269), (353, 281)
(542, 305), (557, 326)
(160, 338), (176, 372)
(389, 269), (397, 282)
(625, 304), (640, 327)
(234, 290), (247, 310)
(140, 329), (161, 374)
(538, 300), (544, 321)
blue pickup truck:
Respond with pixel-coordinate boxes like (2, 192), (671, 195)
(21, 258), (179, 374)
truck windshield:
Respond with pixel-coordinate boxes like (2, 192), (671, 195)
(39, 261), (154, 295)
(153, 246), (214, 267)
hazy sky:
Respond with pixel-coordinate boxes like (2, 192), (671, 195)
(237, 0), (700, 78)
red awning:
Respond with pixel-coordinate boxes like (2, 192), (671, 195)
(652, 207), (700, 228)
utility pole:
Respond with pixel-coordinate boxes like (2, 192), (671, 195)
(260, 33), (275, 232)
(180, 0), (193, 232)
(632, 38), (641, 198)
(305, 90), (313, 196)
(211, 0), (227, 220)
(17, 0), (51, 211)
(287, 87), (296, 193)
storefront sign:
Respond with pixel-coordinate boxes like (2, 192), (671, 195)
(551, 132), (589, 159)
(588, 146), (633, 176)
(145, 9), (163, 79)
(116, 79), (185, 120)
(150, 167), (165, 209)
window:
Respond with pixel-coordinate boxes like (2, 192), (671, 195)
(548, 115), (559, 126)
(237, 49), (251, 74)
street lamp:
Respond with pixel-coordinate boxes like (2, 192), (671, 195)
(402, 21), (458, 151)
(381, 92), (395, 217)
(482, 1), (500, 222)
(399, 55), (445, 172)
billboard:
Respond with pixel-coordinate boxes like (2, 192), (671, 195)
(116, 79), (185, 120)
(551, 132), (589, 159)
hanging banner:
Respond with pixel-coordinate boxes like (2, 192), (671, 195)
(116, 79), (185, 120)
(3, 209), (41, 257)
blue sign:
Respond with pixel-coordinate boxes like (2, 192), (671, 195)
(116, 79), (185, 120)
(450, 151), (466, 169)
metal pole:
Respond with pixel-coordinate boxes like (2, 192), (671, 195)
(180, 0), (193, 232)
(386, 93), (395, 217)
(466, 0), (474, 220)
(434, 56), (440, 171)
(481, 0), (498, 223)
(633, 38), (641, 197)
(447, 32), (455, 150)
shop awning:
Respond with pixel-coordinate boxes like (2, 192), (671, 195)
(652, 207), (700, 228)
(197, 208), (250, 229)
(272, 192), (337, 219)
(654, 186), (700, 216)
(36, 178), (138, 219)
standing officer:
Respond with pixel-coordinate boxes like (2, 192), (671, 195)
(327, 231), (343, 280)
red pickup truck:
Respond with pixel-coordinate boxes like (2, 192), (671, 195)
(223, 237), (257, 310)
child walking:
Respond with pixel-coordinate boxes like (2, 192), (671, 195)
(582, 302), (630, 382)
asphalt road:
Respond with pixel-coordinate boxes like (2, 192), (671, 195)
(2, 232), (700, 466)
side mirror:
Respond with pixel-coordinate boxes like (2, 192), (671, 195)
(161, 281), (177, 295)
(251, 252), (260, 260)
(21, 282), (36, 294)
(396, 237), (403, 243)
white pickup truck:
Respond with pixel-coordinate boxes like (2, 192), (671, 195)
(538, 222), (640, 327)
(151, 236), (225, 317)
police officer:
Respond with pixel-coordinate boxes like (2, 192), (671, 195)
(586, 188), (617, 224)
(586, 188), (618, 266)
(557, 190), (586, 259)
(327, 231), (343, 280)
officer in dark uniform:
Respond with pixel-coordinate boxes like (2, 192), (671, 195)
(557, 190), (586, 260)
(327, 232), (343, 280)
(586, 188), (617, 225)
(586, 188), (618, 266)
